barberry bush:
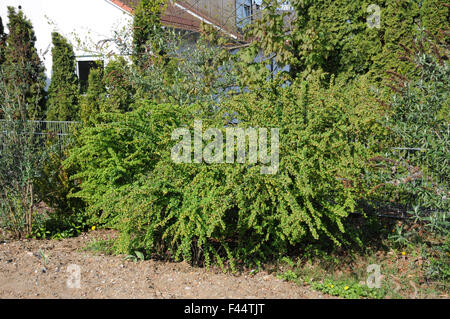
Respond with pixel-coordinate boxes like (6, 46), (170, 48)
(66, 73), (386, 269)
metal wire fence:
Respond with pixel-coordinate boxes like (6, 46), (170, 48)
(362, 125), (449, 219)
(0, 120), (79, 139)
(0, 119), (79, 135)
(390, 147), (448, 190)
(0, 119), (447, 220)
(0, 120), (80, 152)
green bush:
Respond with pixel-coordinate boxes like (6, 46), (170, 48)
(389, 35), (448, 200)
(0, 120), (44, 238)
(0, 8), (47, 237)
(386, 30), (449, 282)
(67, 73), (386, 269)
(64, 100), (191, 225)
(31, 210), (88, 239)
(34, 138), (84, 216)
(370, 29), (449, 218)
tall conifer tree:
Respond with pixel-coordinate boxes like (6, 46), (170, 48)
(0, 16), (6, 68)
(80, 67), (105, 124)
(132, 0), (167, 70)
(3, 6), (46, 120)
(46, 32), (79, 121)
(103, 57), (134, 113)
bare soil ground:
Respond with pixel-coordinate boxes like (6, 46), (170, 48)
(0, 230), (332, 299)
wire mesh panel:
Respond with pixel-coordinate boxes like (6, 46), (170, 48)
(389, 126), (449, 192)
(0, 120), (80, 145)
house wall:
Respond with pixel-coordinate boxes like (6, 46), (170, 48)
(0, 0), (132, 80)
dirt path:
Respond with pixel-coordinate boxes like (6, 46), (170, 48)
(0, 230), (331, 299)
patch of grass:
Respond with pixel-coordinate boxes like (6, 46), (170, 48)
(310, 278), (388, 299)
(81, 238), (115, 255)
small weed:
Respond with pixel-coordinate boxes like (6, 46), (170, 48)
(81, 238), (115, 255)
(124, 251), (145, 262)
(277, 270), (299, 282)
(39, 249), (49, 266)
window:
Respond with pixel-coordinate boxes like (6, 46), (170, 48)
(76, 59), (104, 93)
(278, 1), (293, 11)
(244, 4), (252, 19)
(236, 0), (253, 29)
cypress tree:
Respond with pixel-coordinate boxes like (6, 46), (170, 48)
(132, 0), (167, 70)
(80, 67), (105, 124)
(0, 16), (6, 118)
(0, 16), (6, 68)
(420, 0), (449, 36)
(103, 56), (134, 113)
(3, 6), (46, 120)
(46, 32), (79, 121)
(370, 0), (420, 80)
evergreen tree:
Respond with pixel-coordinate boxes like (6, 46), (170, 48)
(0, 16), (6, 68)
(132, 0), (167, 70)
(80, 67), (105, 124)
(420, 0), (449, 37)
(370, 0), (420, 80)
(0, 16), (7, 117)
(46, 32), (79, 121)
(3, 6), (47, 120)
(103, 56), (134, 113)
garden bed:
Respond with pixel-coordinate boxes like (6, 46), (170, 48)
(0, 229), (332, 299)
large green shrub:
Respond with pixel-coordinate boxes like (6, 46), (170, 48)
(373, 30), (449, 213)
(64, 100), (190, 224)
(66, 74), (386, 268)
(380, 29), (449, 282)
